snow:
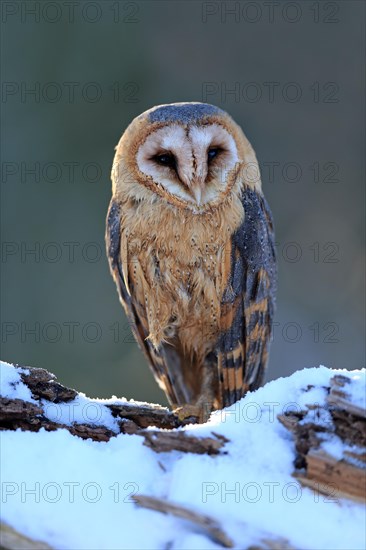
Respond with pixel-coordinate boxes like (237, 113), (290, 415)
(42, 393), (120, 433)
(0, 362), (35, 403)
(345, 372), (366, 410)
(1, 361), (365, 550)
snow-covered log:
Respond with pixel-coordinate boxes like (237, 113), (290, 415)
(0, 361), (365, 550)
(278, 374), (366, 502)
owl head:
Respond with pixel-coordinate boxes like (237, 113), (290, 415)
(112, 102), (261, 212)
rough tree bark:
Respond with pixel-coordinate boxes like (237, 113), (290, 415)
(278, 374), (366, 502)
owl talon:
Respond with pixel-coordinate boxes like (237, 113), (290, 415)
(174, 404), (211, 424)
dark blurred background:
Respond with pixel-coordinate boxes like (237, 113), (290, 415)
(1, 1), (365, 404)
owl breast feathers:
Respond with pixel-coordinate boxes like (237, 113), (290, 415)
(106, 102), (276, 417)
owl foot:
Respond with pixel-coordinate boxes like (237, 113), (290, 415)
(174, 402), (212, 424)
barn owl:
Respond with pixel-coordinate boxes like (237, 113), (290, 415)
(106, 102), (276, 421)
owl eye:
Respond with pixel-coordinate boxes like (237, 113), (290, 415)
(207, 147), (222, 162)
(154, 152), (177, 169)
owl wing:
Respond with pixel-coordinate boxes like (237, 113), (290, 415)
(217, 184), (277, 408)
(106, 200), (189, 406)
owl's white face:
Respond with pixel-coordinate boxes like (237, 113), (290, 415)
(136, 124), (239, 206)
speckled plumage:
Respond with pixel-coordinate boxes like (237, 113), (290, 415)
(106, 102), (276, 418)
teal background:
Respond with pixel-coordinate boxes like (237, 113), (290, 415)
(1, 1), (365, 403)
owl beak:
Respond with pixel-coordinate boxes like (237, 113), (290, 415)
(179, 171), (204, 205)
(189, 176), (206, 205)
(192, 185), (202, 205)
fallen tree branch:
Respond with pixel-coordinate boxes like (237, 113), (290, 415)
(18, 365), (78, 403)
(16, 364), (192, 429)
(0, 396), (117, 442)
(0, 522), (52, 550)
(133, 495), (234, 548)
(247, 539), (296, 550)
(140, 430), (227, 455)
(133, 496), (297, 550)
(1, 362), (365, 549)
(278, 375), (366, 502)
(108, 401), (182, 430)
(0, 365), (227, 454)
